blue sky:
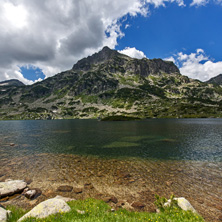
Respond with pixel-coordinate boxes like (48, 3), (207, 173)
(117, 2), (222, 61)
(0, 0), (222, 84)
(20, 66), (45, 81)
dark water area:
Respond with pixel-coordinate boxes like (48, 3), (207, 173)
(0, 119), (222, 162)
(0, 119), (222, 221)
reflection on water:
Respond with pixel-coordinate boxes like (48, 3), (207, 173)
(0, 119), (222, 221)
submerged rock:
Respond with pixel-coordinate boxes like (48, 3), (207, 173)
(102, 196), (118, 204)
(0, 180), (27, 198)
(0, 207), (11, 222)
(24, 178), (33, 185)
(57, 185), (73, 192)
(84, 183), (94, 190)
(131, 201), (145, 209)
(73, 187), (83, 194)
(166, 181), (173, 186)
(110, 196), (118, 204)
(18, 198), (71, 221)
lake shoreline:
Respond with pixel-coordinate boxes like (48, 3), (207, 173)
(1, 153), (222, 221)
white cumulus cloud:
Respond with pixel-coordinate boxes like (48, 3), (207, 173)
(118, 47), (147, 59)
(167, 49), (222, 81)
(165, 56), (176, 64)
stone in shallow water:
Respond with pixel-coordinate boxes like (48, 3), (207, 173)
(24, 178), (33, 185)
(0, 207), (11, 222)
(110, 196), (118, 204)
(24, 190), (36, 199)
(73, 188), (83, 194)
(102, 196), (118, 204)
(84, 183), (94, 189)
(166, 181), (173, 186)
(57, 185), (73, 192)
(18, 198), (71, 221)
(0, 180), (27, 198)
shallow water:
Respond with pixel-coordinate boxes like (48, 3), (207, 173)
(0, 119), (222, 221)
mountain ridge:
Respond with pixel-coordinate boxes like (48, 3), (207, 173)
(72, 46), (123, 70)
(0, 79), (25, 87)
(73, 46), (180, 77)
(0, 47), (222, 120)
(206, 74), (222, 85)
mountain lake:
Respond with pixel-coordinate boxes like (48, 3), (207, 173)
(0, 119), (222, 221)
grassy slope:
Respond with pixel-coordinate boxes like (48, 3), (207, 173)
(7, 198), (205, 222)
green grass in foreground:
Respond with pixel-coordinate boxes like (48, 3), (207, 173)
(7, 198), (205, 222)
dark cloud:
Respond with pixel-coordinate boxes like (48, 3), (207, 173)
(60, 15), (104, 56)
(0, 0), (185, 84)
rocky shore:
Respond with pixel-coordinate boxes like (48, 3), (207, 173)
(0, 179), (198, 221)
(0, 154), (222, 221)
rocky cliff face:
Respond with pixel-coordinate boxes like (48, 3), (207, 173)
(0, 47), (222, 120)
(73, 46), (179, 76)
(72, 46), (121, 71)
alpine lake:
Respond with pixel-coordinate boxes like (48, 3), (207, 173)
(0, 119), (222, 221)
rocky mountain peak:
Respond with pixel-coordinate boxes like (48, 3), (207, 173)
(72, 46), (121, 71)
(72, 46), (180, 77)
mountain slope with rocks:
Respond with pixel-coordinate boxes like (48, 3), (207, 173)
(206, 74), (222, 85)
(0, 47), (222, 120)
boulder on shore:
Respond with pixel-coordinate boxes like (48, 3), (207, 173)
(18, 197), (71, 221)
(164, 197), (197, 213)
(0, 207), (11, 222)
(0, 180), (27, 198)
(175, 197), (197, 213)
